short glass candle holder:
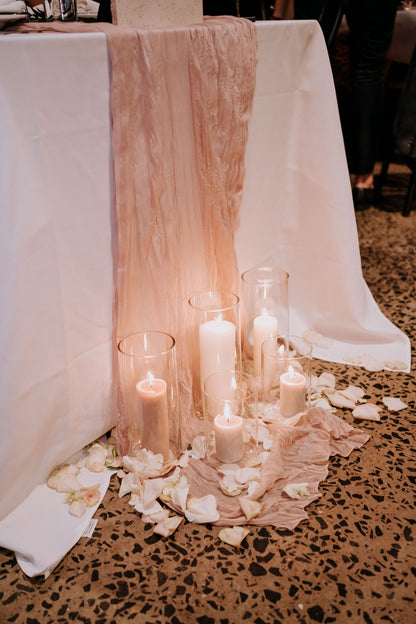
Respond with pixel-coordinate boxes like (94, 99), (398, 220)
(202, 370), (258, 466)
(241, 266), (289, 378)
(261, 335), (312, 418)
(187, 291), (241, 416)
(117, 331), (180, 461)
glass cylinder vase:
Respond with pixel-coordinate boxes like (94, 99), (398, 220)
(117, 331), (180, 461)
(202, 370), (258, 466)
(187, 291), (241, 417)
(261, 335), (312, 419)
(241, 266), (289, 378)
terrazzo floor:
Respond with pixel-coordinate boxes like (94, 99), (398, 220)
(1, 162), (415, 624)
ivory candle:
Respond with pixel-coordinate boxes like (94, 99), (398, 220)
(279, 366), (306, 418)
(214, 405), (244, 463)
(253, 312), (278, 378)
(199, 319), (235, 390)
(136, 375), (169, 460)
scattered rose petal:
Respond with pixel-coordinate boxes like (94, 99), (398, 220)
(339, 386), (365, 403)
(262, 437), (273, 451)
(311, 397), (336, 412)
(134, 498), (164, 516)
(153, 515), (183, 537)
(185, 495), (220, 524)
(239, 497), (262, 521)
(361, 354), (384, 372)
(352, 403), (381, 421)
(247, 481), (260, 496)
(283, 483), (310, 499)
(326, 392), (356, 409)
(142, 478), (165, 508)
(85, 447), (107, 473)
(219, 526), (249, 547)
(142, 508), (170, 524)
(54, 473), (83, 493)
(382, 397), (408, 411)
(186, 436), (207, 460)
(47, 464), (81, 491)
(234, 467), (261, 485)
(219, 477), (242, 497)
(385, 360), (408, 371)
(68, 499), (87, 517)
(118, 471), (142, 498)
(178, 453), (189, 468)
(122, 450), (164, 477)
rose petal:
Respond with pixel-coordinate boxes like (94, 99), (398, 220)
(382, 397), (408, 412)
(68, 499), (87, 517)
(219, 477), (242, 497)
(385, 360), (408, 371)
(283, 483), (310, 499)
(352, 403), (381, 421)
(219, 526), (249, 547)
(326, 392), (356, 409)
(239, 497), (262, 521)
(185, 495), (219, 524)
(338, 386), (365, 403)
(153, 515), (183, 537)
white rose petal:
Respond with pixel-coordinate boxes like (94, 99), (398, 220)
(339, 386), (366, 403)
(245, 451), (269, 467)
(85, 448), (107, 473)
(153, 515), (183, 537)
(219, 526), (249, 547)
(134, 498), (164, 516)
(326, 392), (356, 409)
(385, 360), (408, 371)
(142, 508), (170, 524)
(361, 353), (384, 372)
(312, 397), (336, 413)
(122, 450), (164, 477)
(185, 495), (220, 524)
(187, 435), (207, 460)
(219, 477), (242, 497)
(247, 481), (260, 496)
(239, 497), (262, 521)
(68, 499), (87, 517)
(382, 397), (408, 412)
(142, 478), (165, 508)
(352, 403), (381, 421)
(235, 467), (261, 485)
(283, 483), (310, 499)
(118, 471), (142, 498)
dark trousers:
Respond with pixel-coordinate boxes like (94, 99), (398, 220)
(295, 0), (398, 175)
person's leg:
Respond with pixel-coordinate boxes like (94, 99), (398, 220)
(347, 0), (397, 192)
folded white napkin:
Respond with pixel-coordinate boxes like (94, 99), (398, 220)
(0, 466), (112, 578)
(0, 0), (26, 13)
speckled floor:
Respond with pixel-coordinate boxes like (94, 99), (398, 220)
(1, 162), (415, 624)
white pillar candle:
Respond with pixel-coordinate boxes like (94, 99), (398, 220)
(253, 312), (278, 378)
(199, 319), (235, 390)
(214, 406), (244, 463)
(279, 366), (306, 418)
(136, 375), (170, 460)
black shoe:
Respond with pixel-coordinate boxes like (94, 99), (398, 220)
(352, 186), (376, 210)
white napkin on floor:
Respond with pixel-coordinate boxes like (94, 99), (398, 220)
(0, 0), (26, 13)
(0, 465), (112, 578)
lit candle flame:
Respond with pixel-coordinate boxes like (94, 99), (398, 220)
(261, 307), (268, 317)
(224, 403), (231, 423)
(278, 344), (285, 356)
(288, 365), (294, 380)
(148, 371), (154, 387)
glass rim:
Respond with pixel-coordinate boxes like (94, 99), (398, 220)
(187, 290), (240, 313)
(241, 266), (289, 285)
(117, 330), (176, 358)
(202, 369), (258, 398)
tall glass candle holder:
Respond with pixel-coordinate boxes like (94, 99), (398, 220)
(202, 370), (258, 466)
(117, 331), (180, 460)
(187, 291), (241, 417)
(241, 266), (289, 378)
(261, 335), (312, 418)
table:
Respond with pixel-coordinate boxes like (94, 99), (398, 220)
(0, 20), (410, 526)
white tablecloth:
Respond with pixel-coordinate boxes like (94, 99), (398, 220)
(0, 21), (410, 527)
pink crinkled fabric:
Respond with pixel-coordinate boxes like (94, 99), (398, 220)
(181, 407), (370, 529)
(14, 18), (258, 455)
